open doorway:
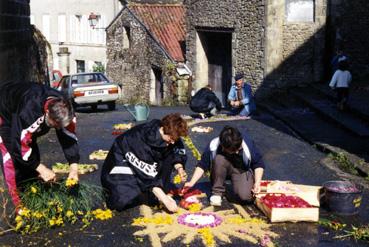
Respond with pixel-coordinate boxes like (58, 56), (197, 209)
(196, 29), (232, 106)
(149, 66), (163, 105)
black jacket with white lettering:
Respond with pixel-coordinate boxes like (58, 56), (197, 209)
(101, 119), (187, 191)
(0, 82), (80, 171)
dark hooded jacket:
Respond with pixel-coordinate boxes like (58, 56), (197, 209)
(190, 87), (222, 113)
(0, 82), (79, 171)
(101, 119), (187, 192)
(0, 82), (79, 207)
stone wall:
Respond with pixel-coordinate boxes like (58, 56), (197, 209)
(185, 0), (266, 93)
(124, 0), (182, 3)
(262, 0), (326, 95)
(328, 0), (369, 81)
(186, 0), (327, 98)
(278, 0), (326, 87)
(0, 0), (50, 85)
(106, 7), (176, 104)
(0, 0), (32, 83)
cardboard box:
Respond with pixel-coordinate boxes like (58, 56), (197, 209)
(260, 181), (322, 207)
(265, 182), (322, 207)
(260, 180), (291, 192)
(255, 194), (319, 223)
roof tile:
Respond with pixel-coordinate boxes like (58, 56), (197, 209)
(129, 4), (186, 62)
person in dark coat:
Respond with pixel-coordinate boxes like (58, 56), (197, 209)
(190, 85), (222, 118)
(331, 49), (348, 74)
(101, 113), (188, 212)
(0, 82), (80, 208)
(185, 126), (265, 206)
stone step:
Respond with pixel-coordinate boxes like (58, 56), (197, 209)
(290, 88), (369, 137)
(258, 98), (369, 175)
(311, 83), (369, 121)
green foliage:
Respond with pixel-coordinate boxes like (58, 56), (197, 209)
(20, 179), (103, 213)
(165, 61), (177, 78)
(319, 218), (369, 242)
(162, 97), (177, 106)
(14, 179), (107, 234)
(182, 136), (201, 161)
(318, 218), (346, 231)
(335, 225), (369, 241)
(328, 152), (358, 175)
(165, 61), (176, 72)
(127, 96), (147, 105)
(93, 63), (105, 73)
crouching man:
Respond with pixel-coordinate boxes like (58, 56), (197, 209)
(0, 82), (80, 209)
(101, 113), (188, 212)
(185, 126), (265, 206)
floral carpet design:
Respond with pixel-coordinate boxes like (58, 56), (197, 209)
(132, 204), (277, 247)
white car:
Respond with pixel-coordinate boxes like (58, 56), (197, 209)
(57, 72), (119, 110)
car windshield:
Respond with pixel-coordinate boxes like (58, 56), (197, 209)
(71, 73), (109, 85)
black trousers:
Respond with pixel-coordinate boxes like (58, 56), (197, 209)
(102, 156), (176, 211)
(336, 87), (349, 104)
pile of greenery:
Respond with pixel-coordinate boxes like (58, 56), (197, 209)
(14, 179), (111, 234)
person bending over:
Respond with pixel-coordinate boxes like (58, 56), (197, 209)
(190, 85), (222, 118)
(101, 113), (188, 212)
(0, 82), (80, 208)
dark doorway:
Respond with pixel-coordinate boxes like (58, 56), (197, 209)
(197, 30), (232, 106)
(150, 66), (163, 105)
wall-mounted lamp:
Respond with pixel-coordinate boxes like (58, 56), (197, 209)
(88, 12), (105, 30)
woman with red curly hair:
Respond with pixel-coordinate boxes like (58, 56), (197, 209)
(101, 113), (188, 212)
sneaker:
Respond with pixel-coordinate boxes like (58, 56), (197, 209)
(210, 195), (222, 206)
(199, 113), (206, 119)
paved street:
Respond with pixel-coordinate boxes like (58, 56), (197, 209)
(0, 105), (368, 246)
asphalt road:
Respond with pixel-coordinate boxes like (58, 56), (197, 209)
(0, 105), (368, 247)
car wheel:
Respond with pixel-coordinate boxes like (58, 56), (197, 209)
(72, 101), (78, 110)
(91, 105), (98, 111)
(108, 102), (116, 111)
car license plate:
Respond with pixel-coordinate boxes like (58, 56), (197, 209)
(86, 89), (105, 95)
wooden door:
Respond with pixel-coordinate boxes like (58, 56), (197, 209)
(209, 64), (224, 106)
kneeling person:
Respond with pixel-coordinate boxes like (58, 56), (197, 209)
(185, 126), (264, 206)
(101, 113), (188, 212)
(190, 85), (222, 118)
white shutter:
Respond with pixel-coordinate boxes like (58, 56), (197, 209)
(75, 15), (81, 43)
(69, 15), (75, 42)
(53, 56), (59, 70)
(100, 15), (106, 44)
(88, 61), (95, 72)
(82, 15), (88, 43)
(58, 15), (66, 42)
(42, 14), (50, 40)
(30, 15), (35, 25)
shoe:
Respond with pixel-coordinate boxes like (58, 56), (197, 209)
(210, 195), (222, 206)
(199, 113), (206, 119)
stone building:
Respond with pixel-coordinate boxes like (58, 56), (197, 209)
(106, 2), (188, 105)
(327, 0), (369, 81)
(186, 0), (326, 101)
(0, 0), (32, 83)
(30, 0), (122, 75)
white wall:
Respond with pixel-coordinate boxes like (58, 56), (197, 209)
(30, 0), (122, 75)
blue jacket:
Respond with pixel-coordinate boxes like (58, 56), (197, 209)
(228, 83), (256, 113)
(197, 131), (265, 172)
